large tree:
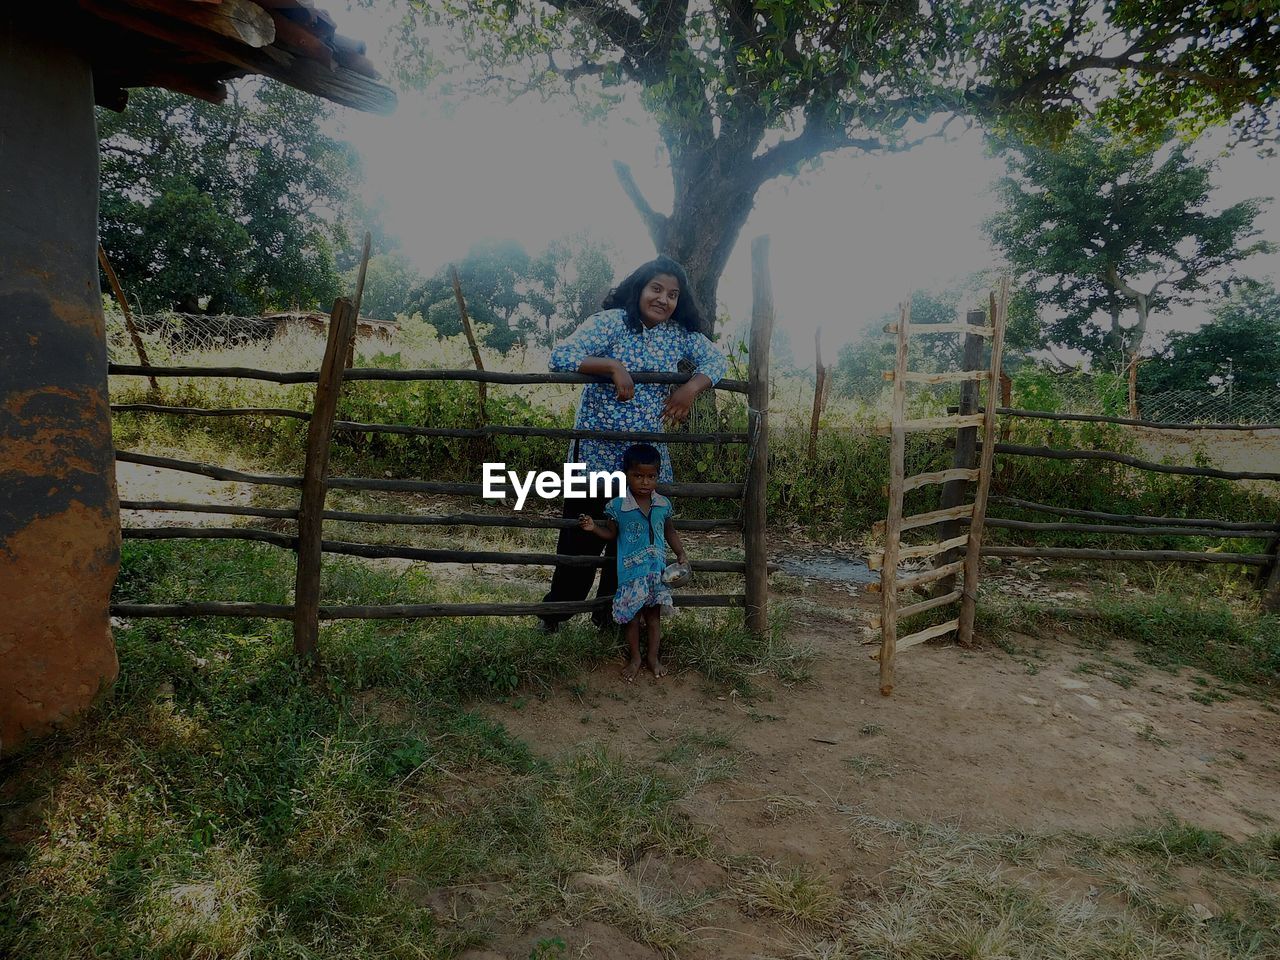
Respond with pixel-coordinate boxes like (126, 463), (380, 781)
(392, 0), (1280, 328)
(1139, 280), (1280, 393)
(98, 81), (362, 315)
(985, 125), (1272, 374)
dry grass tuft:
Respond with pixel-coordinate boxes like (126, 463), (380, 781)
(734, 859), (844, 929)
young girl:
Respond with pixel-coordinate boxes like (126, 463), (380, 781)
(579, 444), (687, 682)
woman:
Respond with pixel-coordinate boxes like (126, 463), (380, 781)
(540, 255), (727, 630)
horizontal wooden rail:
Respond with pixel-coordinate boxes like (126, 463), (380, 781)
(883, 370), (986, 385)
(873, 503), (975, 537)
(115, 452), (743, 499)
(897, 618), (959, 651)
(872, 413), (986, 436)
(868, 534), (970, 570)
(994, 407), (1280, 432)
(991, 442), (1280, 482)
(110, 363), (317, 384)
(989, 495), (1280, 531)
(118, 500), (737, 531)
(332, 420), (749, 444)
(120, 500), (299, 520)
(109, 594), (745, 620)
(902, 468), (979, 492)
(326, 476), (745, 499)
(319, 509), (739, 531)
(884, 321), (994, 338)
(981, 545), (1270, 566)
(870, 617), (959, 656)
(866, 559), (963, 594)
(124, 527), (294, 546)
(110, 363), (749, 393)
(115, 451), (303, 488)
(343, 368), (751, 392)
(319, 539), (752, 572)
(122, 527), (757, 572)
(976, 517), (1276, 539)
(869, 589), (962, 629)
(113, 403), (311, 420)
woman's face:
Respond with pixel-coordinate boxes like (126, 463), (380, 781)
(639, 273), (680, 327)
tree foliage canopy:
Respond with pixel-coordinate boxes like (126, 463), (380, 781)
(409, 234), (617, 352)
(98, 81), (362, 315)
(985, 125), (1272, 369)
(1139, 280), (1280, 393)
(831, 284), (997, 397)
(393, 0), (1280, 323)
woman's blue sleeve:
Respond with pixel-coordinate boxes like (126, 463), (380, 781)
(549, 310), (621, 372)
(685, 332), (728, 385)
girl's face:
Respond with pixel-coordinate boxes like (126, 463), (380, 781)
(625, 461), (660, 499)
(639, 273), (680, 327)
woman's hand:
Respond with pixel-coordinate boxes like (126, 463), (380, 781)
(610, 363), (635, 402)
(575, 357), (634, 401)
(662, 383), (698, 425)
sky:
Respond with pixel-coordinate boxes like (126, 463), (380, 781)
(330, 3), (1280, 367)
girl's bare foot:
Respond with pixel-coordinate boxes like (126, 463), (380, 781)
(622, 657), (642, 682)
(647, 656), (667, 678)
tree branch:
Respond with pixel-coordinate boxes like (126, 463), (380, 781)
(613, 160), (667, 246)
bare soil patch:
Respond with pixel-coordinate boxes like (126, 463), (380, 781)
(459, 572), (1280, 957)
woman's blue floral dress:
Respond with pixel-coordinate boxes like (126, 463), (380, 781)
(549, 308), (728, 482)
(605, 493), (675, 623)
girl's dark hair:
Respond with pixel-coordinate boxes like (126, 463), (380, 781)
(621, 443), (662, 471)
(602, 255), (704, 334)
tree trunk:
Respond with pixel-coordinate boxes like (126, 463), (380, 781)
(658, 184), (755, 335)
(616, 155), (758, 336)
(1, 22), (120, 753)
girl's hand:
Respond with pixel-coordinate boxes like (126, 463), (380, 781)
(675, 550), (688, 566)
(578, 514), (597, 532)
(611, 363), (635, 402)
(662, 384), (698, 425)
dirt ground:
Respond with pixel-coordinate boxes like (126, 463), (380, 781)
(113, 459), (1280, 959)
(456, 572), (1280, 959)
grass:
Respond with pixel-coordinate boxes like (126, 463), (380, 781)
(733, 859), (844, 929)
(6, 539), (1280, 957)
(0, 538), (808, 960)
(831, 815), (1280, 960)
(977, 584), (1280, 694)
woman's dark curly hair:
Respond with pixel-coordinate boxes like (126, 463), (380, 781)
(602, 255), (704, 334)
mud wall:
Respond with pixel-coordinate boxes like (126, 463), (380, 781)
(0, 21), (120, 752)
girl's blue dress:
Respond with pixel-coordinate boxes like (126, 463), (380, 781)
(605, 492), (675, 624)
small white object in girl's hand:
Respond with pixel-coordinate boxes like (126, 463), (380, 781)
(662, 562), (691, 587)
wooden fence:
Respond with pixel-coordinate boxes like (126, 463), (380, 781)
(109, 238), (779, 660)
(873, 292), (1280, 694)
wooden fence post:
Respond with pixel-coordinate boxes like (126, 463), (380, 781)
(807, 326), (828, 463)
(934, 309), (986, 596)
(744, 236), (774, 636)
(450, 265), (488, 422)
(98, 244), (159, 392)
(345, 232), (371, 369)
(1261, 519), (1280, 613)
(878, 300), (910, 696)
(294, 297), (358, 662)
(957, 280), (1009, 645)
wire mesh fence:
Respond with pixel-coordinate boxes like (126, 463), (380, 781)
(104, 306), (407, 371)
(1004, 370), (1280, 426)
(1138, 389), (1280, 426)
